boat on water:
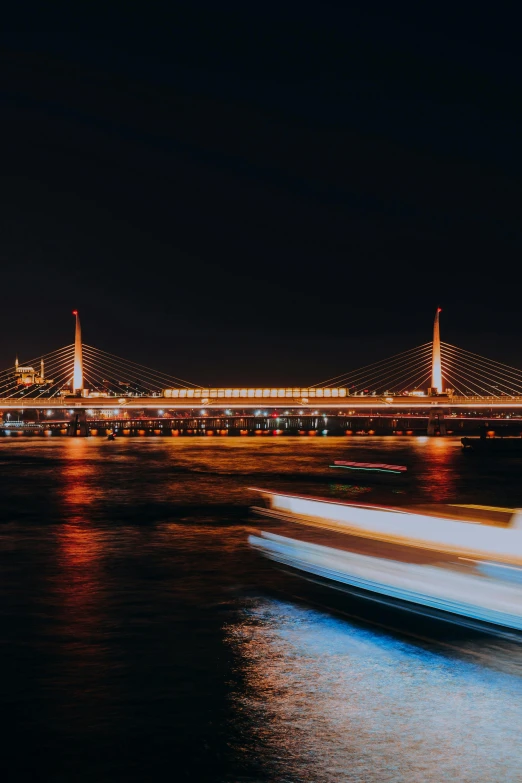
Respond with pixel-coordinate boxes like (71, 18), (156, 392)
(0, 421), (44, 435)
(330, 460), (408, 483)
(462, 436), (522, 454)
(249, 489), (522, 633)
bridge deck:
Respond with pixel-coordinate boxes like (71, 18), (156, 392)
(1, 395), (522, 410)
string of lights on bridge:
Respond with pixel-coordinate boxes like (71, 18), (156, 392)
(3, 339), (522, 400)
(309, 342), (522, 397)
(0, 342), (200, 400)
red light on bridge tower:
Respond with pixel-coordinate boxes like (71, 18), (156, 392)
(72, 310), (78, 316)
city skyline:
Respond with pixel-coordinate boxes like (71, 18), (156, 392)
(2, 307), (522, 404)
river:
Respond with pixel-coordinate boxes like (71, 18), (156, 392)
(1, 436), (522, 782)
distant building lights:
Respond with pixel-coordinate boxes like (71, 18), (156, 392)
(159, 410), (164, 415)
(46, 410), (53, 416)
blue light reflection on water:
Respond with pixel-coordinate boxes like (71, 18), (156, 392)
(227, 599), (522, 783)
(2, 437), (522, 781)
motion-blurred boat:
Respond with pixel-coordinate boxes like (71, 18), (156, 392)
(330, 460), (408, 482)
(249, 489), (522, 633)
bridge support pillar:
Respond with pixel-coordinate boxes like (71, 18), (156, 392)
(427, 409), (447, 436)
(68, 409), (89, 437)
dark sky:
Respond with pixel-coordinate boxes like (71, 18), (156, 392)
(1, 5), (521, 386)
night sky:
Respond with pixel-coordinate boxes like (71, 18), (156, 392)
(1, 6), (521, 386)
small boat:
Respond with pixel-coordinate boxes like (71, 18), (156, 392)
(462, 436), (522, 454)
(249, 489), (522, 633)
(107, 433), (116, 441)
(330, 460), (407, 478)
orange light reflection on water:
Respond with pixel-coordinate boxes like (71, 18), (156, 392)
(53, 440), (108, 671)
(58, 439), (98, 521)
(412, 437), (461, 502)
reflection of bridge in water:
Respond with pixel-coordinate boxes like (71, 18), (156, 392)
(2, 309), (522, 436)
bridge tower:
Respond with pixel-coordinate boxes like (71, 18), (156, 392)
(427, 307), (447, 435)
(429, 307), (442, 395)
(72, 310), (83, 394)
(68, 309), (88, 436)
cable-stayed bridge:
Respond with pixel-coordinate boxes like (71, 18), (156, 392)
(2, 310), (522, 436)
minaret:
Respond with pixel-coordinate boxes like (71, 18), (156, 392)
(431, 307), (442, 394)
(72, 310), (83, 393)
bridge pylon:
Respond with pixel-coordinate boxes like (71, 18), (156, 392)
(72, 310), (84, 394)
(67, 409), (89, 437)
(428, 307), (442, 395)
(427, 409), (447, 436)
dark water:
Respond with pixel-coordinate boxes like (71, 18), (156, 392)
(2, 437), (522, 782)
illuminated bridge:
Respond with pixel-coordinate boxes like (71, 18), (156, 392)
(2, 310), (522, 436)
